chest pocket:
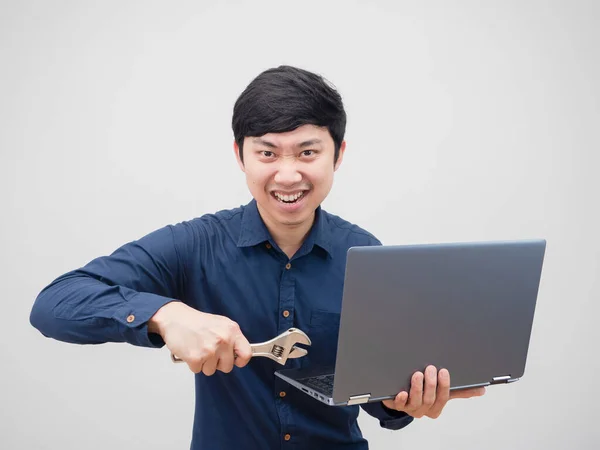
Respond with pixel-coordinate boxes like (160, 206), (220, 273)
(305, 310), (341, 368)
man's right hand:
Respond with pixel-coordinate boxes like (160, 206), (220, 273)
(148, 301), (252, 375)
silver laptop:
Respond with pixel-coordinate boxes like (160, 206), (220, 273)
(275, 239), (547, 406)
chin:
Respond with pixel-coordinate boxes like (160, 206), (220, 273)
(274, 211), (311, 226)
(279, 217), (309, 227)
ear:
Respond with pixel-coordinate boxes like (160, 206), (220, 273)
(334, 140), (346, 172)
(233, 140), (245, 172)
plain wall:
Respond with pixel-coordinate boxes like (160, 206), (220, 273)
(2, 1), (598, 448)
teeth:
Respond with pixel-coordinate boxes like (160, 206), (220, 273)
(274, 191), (305, 202)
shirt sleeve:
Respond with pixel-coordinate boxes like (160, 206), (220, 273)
(29, 222), (192, 348)
(360, 402), (414, 430)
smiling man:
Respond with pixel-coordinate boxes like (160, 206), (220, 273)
(30, 65), (484, 449)
(238, 128), (341, 258)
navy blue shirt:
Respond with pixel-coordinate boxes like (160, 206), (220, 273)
(30, 199), (413, 449)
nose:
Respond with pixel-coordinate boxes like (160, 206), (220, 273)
(274, 157), (302, 186)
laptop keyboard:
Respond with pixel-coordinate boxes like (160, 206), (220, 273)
(302, 374), (335, 396)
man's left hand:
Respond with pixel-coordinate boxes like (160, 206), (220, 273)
(382, 365), (486, 419)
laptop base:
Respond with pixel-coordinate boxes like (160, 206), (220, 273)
(275, 366), (399, 407)
(276, 365), (512, 407)
(275, 367), (338, 406)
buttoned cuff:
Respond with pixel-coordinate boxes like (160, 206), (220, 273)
(113, 293), (178, 348)
(361, 402), (414, 430)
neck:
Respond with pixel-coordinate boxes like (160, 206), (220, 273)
(257, 206), (315, 259)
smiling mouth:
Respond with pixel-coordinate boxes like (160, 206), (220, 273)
(271, 190), (308, 204)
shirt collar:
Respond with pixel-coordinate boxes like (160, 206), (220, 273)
(236, 199), (333, 257)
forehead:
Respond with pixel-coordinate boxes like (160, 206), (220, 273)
(247, 124), (333, 149)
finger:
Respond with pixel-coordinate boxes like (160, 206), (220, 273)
(450, 386), (486, 399)
(216, 345), (235, 373)
(187, 360), (204, 374)
(202, 356), (218, 376)
(393, 391), (409, 411)
(427, 368), (451, 419)
(421, 365), (438, 411)
(185, 351), (205, 374)
(406, 371), (424, 412)
(233, 334), (253, 368)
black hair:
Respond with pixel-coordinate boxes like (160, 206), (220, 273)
(232, 65), (346, 164)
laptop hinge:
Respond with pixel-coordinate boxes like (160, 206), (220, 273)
(491, 375), (519, 384)
(348, 394), (371, 405)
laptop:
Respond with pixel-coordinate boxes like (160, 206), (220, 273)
(275, 239), (547, 406)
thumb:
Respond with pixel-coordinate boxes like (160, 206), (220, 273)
(233, 334), (253, 368)
(449, 387), (487, 399)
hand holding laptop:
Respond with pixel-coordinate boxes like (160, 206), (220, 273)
(382, 365), (486, 419)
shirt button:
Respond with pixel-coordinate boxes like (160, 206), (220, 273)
(284, 434), (291, 441)
(266, 243), (272, 249)
(285, 263), (291, 269)
(282, 310), (290, 318)
(279, 391), (286, 398)
(126, 314), (135, 323)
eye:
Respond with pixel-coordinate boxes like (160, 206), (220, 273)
(301, 150), (315, 157)
(261, 151), (275, 157)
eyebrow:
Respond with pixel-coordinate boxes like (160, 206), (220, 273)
(252, 138), (323, 148)
(297, 139), (322, 148)
(252, 138), (277, 148)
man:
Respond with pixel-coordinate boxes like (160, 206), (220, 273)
(30, 65), (485, 449)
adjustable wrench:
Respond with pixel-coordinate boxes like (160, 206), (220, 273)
(171, 327), (311, 365)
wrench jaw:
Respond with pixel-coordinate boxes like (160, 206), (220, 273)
(286, 327), (311, 347)
(251, 328), (312, 365)
(275, 328), (312, 365)
(260, 345), (309, 365)
(250, 344), (309, 365)
(287, 345), (308, 359)
(272, 344), (310, 365)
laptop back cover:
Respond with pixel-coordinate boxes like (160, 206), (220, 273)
(331, 239), (546, 405)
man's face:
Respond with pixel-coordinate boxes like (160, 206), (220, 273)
(235, 124), (345, 229)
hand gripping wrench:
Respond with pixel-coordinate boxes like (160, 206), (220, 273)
(171, 327), (311, 365)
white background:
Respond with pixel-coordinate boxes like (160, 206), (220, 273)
(2, 1), (598, 448)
